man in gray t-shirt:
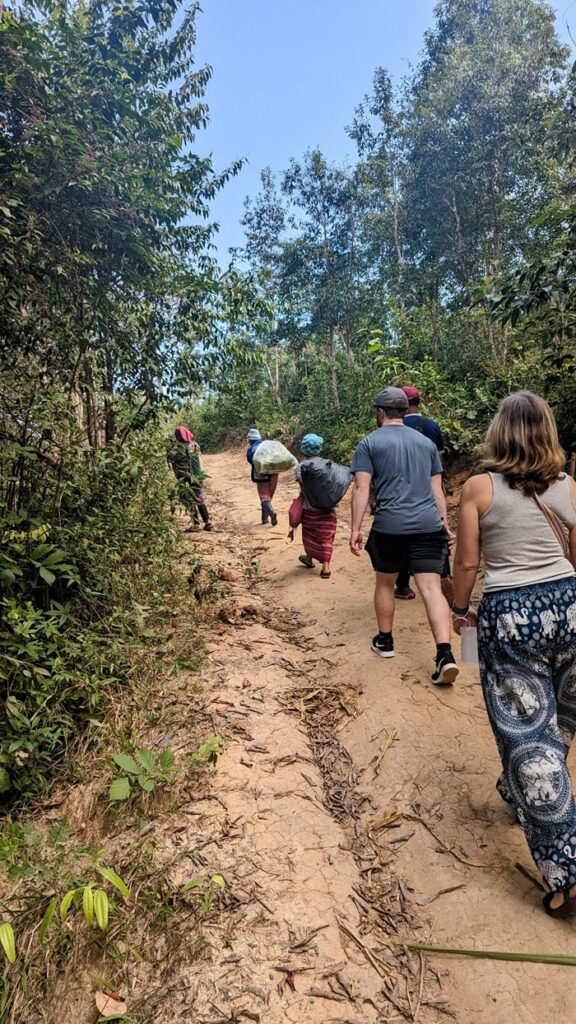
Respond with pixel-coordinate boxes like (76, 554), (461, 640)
(350, 387), (458, 685)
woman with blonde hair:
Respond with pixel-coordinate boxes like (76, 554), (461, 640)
(452, 391), (576, 917)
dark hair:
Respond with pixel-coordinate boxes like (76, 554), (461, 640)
(409, 396), (420, 406)
(482, 391), (565, 496)
(379, 407), (406, 420)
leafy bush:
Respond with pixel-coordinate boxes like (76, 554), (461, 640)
(109, 748), (177, 802)
(0, 422), (182, 800)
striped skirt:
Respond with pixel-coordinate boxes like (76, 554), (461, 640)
(302, 508), (337, 564)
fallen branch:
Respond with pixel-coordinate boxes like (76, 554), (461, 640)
(416, 884), (465, 906)
(405, 810), (487, 868)
(407, 942), (576, 966)
(515, 861), (546, 893)
(337, 920), (391, 978)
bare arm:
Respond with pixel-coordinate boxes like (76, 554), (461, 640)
(431, 473), (454, 544)
(350, 471), (372, 556)
(568, 477), (576, 569)
(452, 478), (482, 622)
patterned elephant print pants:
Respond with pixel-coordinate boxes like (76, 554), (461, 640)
(479, 577), (576, 892)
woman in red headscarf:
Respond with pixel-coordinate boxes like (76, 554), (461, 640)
(167, 426), (212, 531)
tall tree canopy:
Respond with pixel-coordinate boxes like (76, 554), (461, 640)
(203, 0), (574, 456)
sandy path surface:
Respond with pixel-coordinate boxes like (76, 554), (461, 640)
(202, 449), (576, 1024)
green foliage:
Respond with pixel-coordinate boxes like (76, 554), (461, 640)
(109, 748), (177, 801)
(180, 872), (226, 913)
(189, 736), (224, 768)
(54, 863), (130, 935)
(0, 0), (253, 806)
(0, 924), (16, 964)
(0, 424), (183, 799)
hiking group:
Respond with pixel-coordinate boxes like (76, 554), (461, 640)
(172, 388), (576, 919)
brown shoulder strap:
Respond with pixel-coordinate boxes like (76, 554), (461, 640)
(532, 492), (570, 560)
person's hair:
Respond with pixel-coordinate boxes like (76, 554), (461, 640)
(482, 391), (565, 495)
(378, 407), (406, 421)
(408, 396), (420, 406)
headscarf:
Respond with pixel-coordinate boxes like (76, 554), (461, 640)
(301, 433), (323, 456)
(247, 428), (262, 441)
(175, 425), (194, 443)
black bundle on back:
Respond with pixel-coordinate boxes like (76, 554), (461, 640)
(299, 458), (352, 512)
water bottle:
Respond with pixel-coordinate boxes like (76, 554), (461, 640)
(460, 626), (479, 664)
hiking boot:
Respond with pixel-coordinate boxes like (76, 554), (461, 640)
(371, 633), (394, 658)
(203, 522), (213, 532)
(395, 586), (416, 600)
(261, 509), (268, 524)
(431, 650), (459, 685)
(270, 511), (278, 527)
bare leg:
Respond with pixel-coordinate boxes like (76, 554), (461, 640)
(413, 572), (451, 643)
(374, 572), (397, 633)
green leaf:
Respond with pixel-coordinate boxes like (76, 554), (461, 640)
(93, 890), (109, 931)
(158, 749), (176, 772)
(108, 777), (131, 802)
(136, 748), (155, 772)
(60, 888), (78, 922)
(96, 867), (130, 902)
(39, 899), (57, 944)
(0, 769), (11, 794)
(112, 753), (140, 775)
(82, 884), (94, 926)
(38, 567), (56, 585)
(0, 924), (16, 964)
(180, 877), (203, 893)
(211, 874), (225, 890)
(137, 775), (155, 792)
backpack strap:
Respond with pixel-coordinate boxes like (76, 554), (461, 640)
(532, 492), (570, 560)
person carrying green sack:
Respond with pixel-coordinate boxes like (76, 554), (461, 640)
(246, 428), (278, 526)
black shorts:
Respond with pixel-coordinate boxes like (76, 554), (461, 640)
(365, 528), (448, 576)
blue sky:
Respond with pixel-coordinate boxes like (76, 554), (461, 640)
(194, 1), (575, 263)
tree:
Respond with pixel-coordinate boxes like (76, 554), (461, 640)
(402, 0), (569, 302)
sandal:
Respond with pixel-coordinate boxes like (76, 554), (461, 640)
(320, 571), (331, 579)
(543, 889), (576, 919)
(395, 587), (416, 600)
(299, 555), (314, 569)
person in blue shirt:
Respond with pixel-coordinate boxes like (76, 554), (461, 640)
(246, 428), (278, 526)
(395, 387), (448, 600)
(402, 386), (446, 455)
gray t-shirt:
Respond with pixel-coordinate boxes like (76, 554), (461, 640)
(351, 425), (443, 535)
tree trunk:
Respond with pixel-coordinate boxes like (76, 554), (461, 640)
(391, 167), (405, 305)
(446, 192), (468, 287)
(265, 349), (283, 407)
(104, 350), (116, 444)
(343, 323), (354, 365)
(327, 324), (341, 414)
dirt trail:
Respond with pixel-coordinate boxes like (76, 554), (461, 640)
(201, 450), (576, 1024)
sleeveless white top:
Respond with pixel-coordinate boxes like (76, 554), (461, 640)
(480, 473), (576, 592)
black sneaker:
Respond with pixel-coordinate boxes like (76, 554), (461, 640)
(372, 634), (394, 658)
(431, 650), (459, 686)
(270, 511), (278, 526)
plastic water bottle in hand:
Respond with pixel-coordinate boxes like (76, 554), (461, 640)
(460, 604), (479, 665)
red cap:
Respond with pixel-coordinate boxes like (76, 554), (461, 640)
(175, 425), (194, 443)
(402, 386), (420, 402)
